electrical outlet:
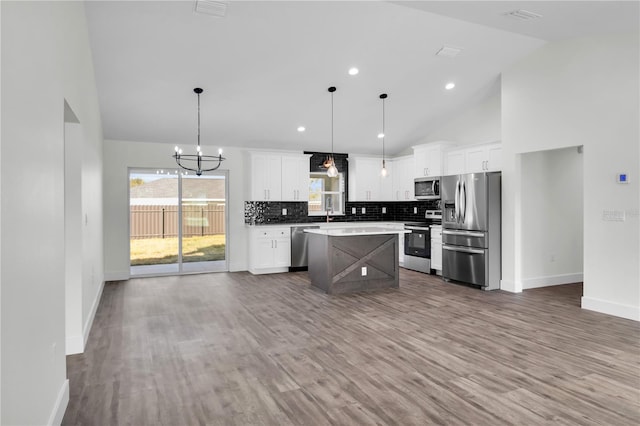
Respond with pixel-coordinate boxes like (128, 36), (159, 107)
(382, 207), (387, 214)
(362, 207), (366, 214)
(352, 207), (356, 214)
(361, 266), (367, 276)
(282, 208), (287, 216)
(413, 207), (418, 214)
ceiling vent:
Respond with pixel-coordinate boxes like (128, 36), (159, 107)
(195, 0), (228, 18)
(436, 46), (463, 58)
(504, 9), (543, 20)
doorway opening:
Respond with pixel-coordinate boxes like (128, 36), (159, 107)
(129, 168), (228, 276)
(519, 145), (584, 298)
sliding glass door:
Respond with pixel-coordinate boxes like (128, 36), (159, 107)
(129, 168), (228, 276)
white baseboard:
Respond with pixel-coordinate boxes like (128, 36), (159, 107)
(500, 279), (522, 293)
(582, 296), (640, 321)
(65, 334), (84, 355)
(83, 279), (105, 347)
(104, 270), (129, 281)
(228, 260), (247, 272)
(47, 379), (69, 426)
(522, 273), (584, 290)
(65, 279), (105, 355)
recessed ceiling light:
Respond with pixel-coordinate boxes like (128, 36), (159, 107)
(377, 133), (384, 139)
(445, 82), (456, 90)
(348, 67), (359, 76)
(297, 126), (306, 132)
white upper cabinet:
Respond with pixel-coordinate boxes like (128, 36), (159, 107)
(391, 156), (415, 201)
(444, 148), (466, 176)
(445, 142), (502, 175)
(281, 154), (311, 201)
(248, 152), (282, 201)
(349, 156), (391, 201)
(413, 142), (455, 178)
(247, 152), (310, 201)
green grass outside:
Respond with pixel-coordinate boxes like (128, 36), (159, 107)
(130, 234), (225, 266)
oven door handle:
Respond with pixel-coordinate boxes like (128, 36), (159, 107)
(405, 226), (430, 231)
(442, 245), (485, 255)
(442, 230), (485, 238)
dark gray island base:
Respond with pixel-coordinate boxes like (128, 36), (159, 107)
(306, 228), (404, 294)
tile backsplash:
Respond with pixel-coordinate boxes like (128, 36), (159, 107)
(245, 199), (439, 225)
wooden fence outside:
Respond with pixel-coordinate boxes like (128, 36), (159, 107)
(130, 205), (225, 239)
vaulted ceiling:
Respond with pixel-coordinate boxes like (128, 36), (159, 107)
(86, 1), (638, 156)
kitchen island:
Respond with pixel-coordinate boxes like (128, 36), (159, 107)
(304, 227), (408, 294)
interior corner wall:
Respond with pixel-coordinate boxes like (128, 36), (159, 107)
(103, 140), (248, 279)
(520, 147), (583, 288)
(420, 90), (502, 146)
(1, 1), (104, 424)
(502, 32), (639, 320)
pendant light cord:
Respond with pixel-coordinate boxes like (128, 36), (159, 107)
(382, 96), (385, 161)
(197, 90), (201, 149)
(331, 90), (334, 157)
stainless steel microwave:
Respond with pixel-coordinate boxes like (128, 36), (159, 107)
(414, 177), (440, 200)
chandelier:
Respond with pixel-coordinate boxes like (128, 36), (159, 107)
(173, 87), (225, 176)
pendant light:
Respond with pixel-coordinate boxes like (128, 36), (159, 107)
(173, 87), (226, 176)
(326, 86), (338, 177)
(379, 93), (388, 177)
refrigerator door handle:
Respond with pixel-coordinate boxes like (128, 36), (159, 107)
(443, 245), (485, 255)
(442, 230), (485, 238)
(460, 180), (467, 223)
(454, 179), (460, 222)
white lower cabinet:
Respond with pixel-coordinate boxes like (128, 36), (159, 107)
(248, 227), (291, 274)
(430, 225), (442, 273)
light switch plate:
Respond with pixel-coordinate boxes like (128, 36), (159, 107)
(382, 207), (387, 214)
(362, 207), (366, 214)
(413, 207), (418, 214)
(352, 207), (356, 214)
(282, 208), (287, 216)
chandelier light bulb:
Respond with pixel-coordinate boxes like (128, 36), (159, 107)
(381, 167), (388, 177)
(378, 133), (384, 139)
(218, 148), (223, 155)
(327, 163), (338, 178)
(175, 146), (179, 152)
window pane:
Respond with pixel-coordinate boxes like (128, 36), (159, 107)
(309, 172), (344, 215)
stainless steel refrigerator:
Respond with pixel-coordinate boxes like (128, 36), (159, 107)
(441, 172), (501, 290)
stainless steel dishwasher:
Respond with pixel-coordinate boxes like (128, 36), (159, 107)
(290, 225), (320, 271)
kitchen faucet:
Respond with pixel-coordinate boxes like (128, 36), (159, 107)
(325, 196), (334, 222)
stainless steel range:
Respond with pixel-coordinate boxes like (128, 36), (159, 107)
(403, 210), (441, 274)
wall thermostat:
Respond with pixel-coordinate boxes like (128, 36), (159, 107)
(616, 173), (629, 184)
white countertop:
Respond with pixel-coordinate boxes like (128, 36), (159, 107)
(304, 226), (410, 236)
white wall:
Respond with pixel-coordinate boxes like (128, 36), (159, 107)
(502, 33), (639, 321)
(520, 147), (583, 288)
(420, 90), (502, 147)
(103, 140), (248, 279)
(1, 1), (104, 424)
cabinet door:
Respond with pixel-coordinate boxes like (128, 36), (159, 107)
(486, 144), (502, 172)
(445, 150), (466, 176)
(350, 158), (381, 201)
(273, 236), (291, 267)
(250, 153), (282, 200)
(396, 157), (415, 200)
(431, 240), (442, 270)
(281, 155), (310, 201)
(251, 235), (275, 269)
(414, 146), (442, 177)
(465, 147), (487, 174)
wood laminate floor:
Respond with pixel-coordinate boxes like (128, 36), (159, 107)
(63, 270), (640, 425)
